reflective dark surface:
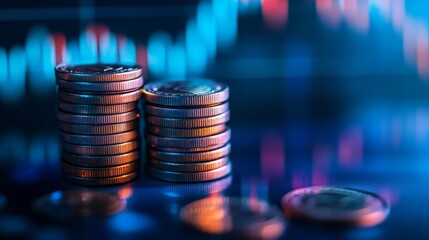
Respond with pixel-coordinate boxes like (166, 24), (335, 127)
(1, 0), (429, 239)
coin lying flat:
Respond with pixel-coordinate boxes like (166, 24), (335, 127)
(146, 124), (227, 138)
(57, 110), (139, 124)
(146, 128), (230, 148)
(151, 143), (226, 153)
(56, 77), (143, 92)
(150, 157), (229, 172)
(59, 130), (139, 145)
(55, 63), (142, 82)
(147, 162), (231, 182)
(59, 101), (137, 114)
(63, 172), (138, 186)
(145, 102), (229, 118)
(146, 111), (229, 128)
(62, 151), (140, 167)
(180, 196), (285, 239)
(58, 121), (138, 135)
(33, 190), (126, 219)
(62, 161), (139, 178)
(281, 186), (390, 227)
(143, 79), (229, 106)
(58, 88), (142, 105)
(148, 143), (230, 162)
(62, 141), (139, 155)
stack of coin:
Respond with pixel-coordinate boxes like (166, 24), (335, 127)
(55, 64), (143, 186)
(143, 79), (232, 182)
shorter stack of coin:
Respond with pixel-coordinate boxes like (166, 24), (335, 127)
(143, 79), (232, 182)
(55, 64), (143, 186)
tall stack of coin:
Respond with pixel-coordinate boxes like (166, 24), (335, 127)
(55, 64), (143, 186)
(143, 79), (232, 182)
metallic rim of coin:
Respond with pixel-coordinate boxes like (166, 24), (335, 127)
(150, 143), (227, 153)
(144, 102), (229, 118)
(143, 79), (229, 106)
(147, 162), (231, 182)
(55, 63), (142, 82)
(149, 157), (229, 172)
(62, 151), (140, 167)
(62, 140), (139, 155)
(58, 121), (138, 135)
(180, 196), (285, 238)
(281, 186), (390, 226)
(148, 143), (231, 162)
(146, 128), (231, 148)
(56, 77), (143, 92)
(59, 130), (139, 145)
(63, 171), (138, 186)
(62, 161), (139, 178)
(146, 124), (227, 138)
(58, 88), (142, 105)
(59, 101), (137, 115)
(146, 111), (229, 128)
(163, 175), (232, 198)
(57, 110), (139, 124)
(33, 190), (126, 219)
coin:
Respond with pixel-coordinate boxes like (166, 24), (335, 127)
(164, 175), (232, 198)
(281, 186), (390, 227)
(57, 110), (139, 124)
(150, 157), (229, 172)
(62, 151), (140, 167)
(145, 102), (229, 118)
(62, 140), (139, 155)
(55, 63), (142, 82)
(58, 88), (142, 105)
(147, 162), (231, 182)
(148, 143), (230, 162)
(62, 161), (139, 178)
(146, 128), (230, 148)
(33, 190), (126, 219)
(56, 77), (143, 92)
(151, 143), (227, 153)
(146, 111), (229, 128)
(146, 124), (227, 138)
(63, 172), (138, 186)
(143, 79), (229, 106)
(59, 130), (139, 145)
(58, 121), (138, 135)
(180, 196), (285, 238)
(59, 101), (137, 114)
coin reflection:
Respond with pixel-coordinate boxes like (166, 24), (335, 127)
(33, 189), (126, 220)
(164, 175), (232, 198)
(180, 196), (286, 239)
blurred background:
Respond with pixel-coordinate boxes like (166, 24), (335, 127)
(1, 0), (429, 239)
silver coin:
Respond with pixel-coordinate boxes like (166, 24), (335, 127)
(58, 120), (138, 135)
(146, 111), (229, 128)
(143, 79), (229, 106)
(149, 157), (229, 172)
(62, 161), (139, 178)
(145, 102), (229, 118)
(146, 124), (227, 138)
(55, 63), (142, 82)
(146, 128), (231, 148)
(150, 143), (228, 153)
(58, 101), (137, 114)
(281, 186), (390, 227)
(59, 130), (139, 145)
(58, 88), (142, 105)
(148, 143), (230, 162)
(57, 110), (139, 124)
(62, 151), (140, 167)
(62, 140), (139, 155)
(56, 77), (143, 92)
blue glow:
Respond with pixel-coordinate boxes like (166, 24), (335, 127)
(167, 42), (186, 77)
(100, 33), (118, 64)
(29, 140), (45, 165)
(50, 191), (62, 202)
(186, 19), (207, 75)
(79, 31), (97, 64)
(0, 48), (8, 94)
(148, 32), (172, 77)
(66, 40), (80, 64)
(119, 38), (136, 65)
(25, 26), (48, 73)
(6, 46), (26, 103)
(108, 212), (154, 233)
(41, 37), (55, 82)
(11, 167), (41, 183)
(196, 1), (217, 61)
(212, 0), (238, 49)
(46, 139), (60, 164)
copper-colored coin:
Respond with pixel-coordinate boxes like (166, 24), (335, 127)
(57, 110), (139, 124)
(147, 162), (231, 182)
(144, 102), (229, 118)
(150, 157), (229, 172)
(58, 88), (142, 105)
(56, 77), (143, 92)
(146, 124), (226, 138)
(62, 141), (139, 155)
(59, 101), (137, 114)
(63, 171), (138, 186)
(62, 151), (140, 167)
(55, 63), (142, 82)
(62, 161), (139, 178)
(58, 121), (138, 135)
(146, 111), (229, 128)
(148, 143), (230, 162)
(59, 130), (139, 145)
(150, 143), (227, 153)
(146, 128), (230, 148)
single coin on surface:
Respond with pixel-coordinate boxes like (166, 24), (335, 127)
(55, 63), (142, 82)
